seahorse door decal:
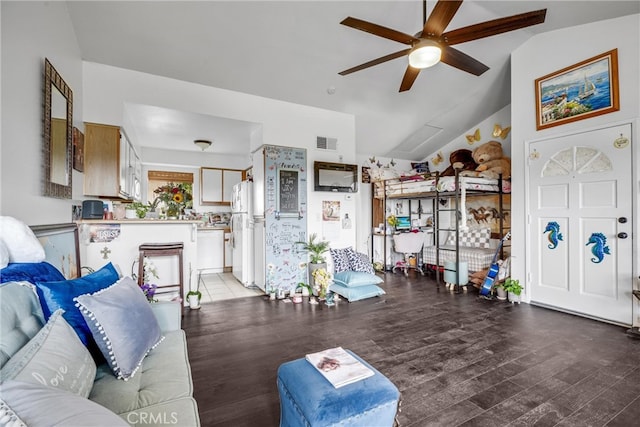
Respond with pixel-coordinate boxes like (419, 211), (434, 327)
(586, 232), (611, 264)
(543, 221), (563, 249)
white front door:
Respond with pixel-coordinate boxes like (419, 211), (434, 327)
(527, 123), (633, 325)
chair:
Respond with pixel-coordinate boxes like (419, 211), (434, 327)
(138, 242), (184, 303)
(392, 231), (425, 276)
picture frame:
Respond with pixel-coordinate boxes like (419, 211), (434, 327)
(72, 127), (84, 172)
(30, 223), (80, 279)
(535, 49), (619, 130)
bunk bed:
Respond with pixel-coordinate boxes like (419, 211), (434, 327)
(372, 170), (510, 291)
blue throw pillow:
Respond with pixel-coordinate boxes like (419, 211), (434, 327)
(34, 263), (119, 349)
(330, 282), (386, 302)
(75, 276), (163, 380)
(0, 262), (65, 285)
(333, 271), (383, 288)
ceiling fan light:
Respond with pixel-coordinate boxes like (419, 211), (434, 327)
(194, 139), (212, 151)
(408, 41), (442, 69)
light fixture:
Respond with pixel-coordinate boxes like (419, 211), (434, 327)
(408, 39), (442, 69)
(194, 139), (212, 151)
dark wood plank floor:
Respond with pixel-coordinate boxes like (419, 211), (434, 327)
(183, 273), (640, 427)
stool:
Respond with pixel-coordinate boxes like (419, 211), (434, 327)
(277, 350), (400, 427)
(444, 260), (469, 292)
(138, 242), (184, 303)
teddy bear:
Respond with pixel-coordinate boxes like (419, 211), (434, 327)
(441, 149), (478, 176)
(461, 140), (511, 180)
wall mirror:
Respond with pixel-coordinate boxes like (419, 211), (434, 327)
(44, 58), (73, 198)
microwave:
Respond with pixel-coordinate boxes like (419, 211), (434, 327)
(313, 161), (358, 193)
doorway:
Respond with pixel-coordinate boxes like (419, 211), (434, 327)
(527, 123), (633, 325)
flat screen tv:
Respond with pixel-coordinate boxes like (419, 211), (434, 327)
(395, 216), (411, 231)
(314, 161), (358, 193)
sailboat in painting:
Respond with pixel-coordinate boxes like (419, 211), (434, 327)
(578, 74), (596, 99)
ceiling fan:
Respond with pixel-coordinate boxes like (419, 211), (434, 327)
(338, 0), (546, 92)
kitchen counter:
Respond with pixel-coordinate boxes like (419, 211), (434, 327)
(78, 220), (199, 304)
(80, 219), (202, 224)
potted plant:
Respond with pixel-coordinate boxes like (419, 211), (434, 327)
(298, 233), (330, 264)
(495, 281), (508, 301)
(129, 201), (148, 219)
(296, 282), (312, 297)
(125, 203), (138, 219)
(297, 233), (330, 290)
(503, 278), (522, 304)
(186, 290), (202, 309)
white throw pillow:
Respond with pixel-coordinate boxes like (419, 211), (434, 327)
(0, 217), (45, 263)
(0, 239), (9, 268)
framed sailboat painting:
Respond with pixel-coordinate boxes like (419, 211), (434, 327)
(535, 49), (619, 130)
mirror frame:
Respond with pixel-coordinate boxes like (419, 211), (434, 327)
(43, 58), (73, 199)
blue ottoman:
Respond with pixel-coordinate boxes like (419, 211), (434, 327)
(277, 350), (400, 427)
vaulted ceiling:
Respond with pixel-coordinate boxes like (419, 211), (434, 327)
(66, 1), (639, 160)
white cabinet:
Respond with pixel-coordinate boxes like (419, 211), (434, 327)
(197, 229), (224, 272)
(200, 168), (243, 205)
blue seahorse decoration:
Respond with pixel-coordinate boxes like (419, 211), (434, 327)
(543, 221), (563, 249)
(586, 232), (610, 264)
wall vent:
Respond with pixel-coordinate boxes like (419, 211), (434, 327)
(316, 136), (337, 151)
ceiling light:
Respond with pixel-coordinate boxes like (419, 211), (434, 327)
(408, 40), (442, 69)
(194, 139), (212, 151)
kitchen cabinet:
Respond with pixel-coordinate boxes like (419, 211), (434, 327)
(200, 167), (243, 205)
(84, 122), (140, 200)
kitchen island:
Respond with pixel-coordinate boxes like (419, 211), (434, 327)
(79, 219), (220, 303)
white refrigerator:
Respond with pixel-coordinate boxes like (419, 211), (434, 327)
(231, 181), (254, 287)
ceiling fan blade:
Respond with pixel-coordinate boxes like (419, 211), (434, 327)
(399, 66), (421, 92)
(443, 9), (547, 45)
(440, 45), (489, 76)
(339, 49), (411, 76)
(422, 0), (463, 37)
(341, 17), (418, 45)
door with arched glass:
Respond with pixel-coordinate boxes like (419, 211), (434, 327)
(527, 123), (633, 325)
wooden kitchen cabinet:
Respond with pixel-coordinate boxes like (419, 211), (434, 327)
(200, 167), (243, 205)
(84, 122), (122, 197)
(84, 122), (141, 200)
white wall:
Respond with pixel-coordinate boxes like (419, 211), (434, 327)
(425, 105), (512, 172)
(82, 63), (359, 249)
(511, 14), (640, 306)
(1, 2), (84, 225)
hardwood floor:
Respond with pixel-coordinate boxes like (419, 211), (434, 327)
(183, 272), (640, 427)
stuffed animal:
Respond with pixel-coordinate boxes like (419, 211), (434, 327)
(441, 149), (478, 176)
(462, 140), (511, 179)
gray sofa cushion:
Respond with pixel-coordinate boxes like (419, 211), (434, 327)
(0, 380), (129, 426)
(89, 330), (193, 415)
(0, 282), (45, 369)
(0, 310), (96, 398)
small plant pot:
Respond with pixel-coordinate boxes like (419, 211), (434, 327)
(496, 287), (507, 300)
(188, 294), (201, 309)
(269, 292), (276, 301)
(125, 209), (137, 219)
(508, 292), (521, 304)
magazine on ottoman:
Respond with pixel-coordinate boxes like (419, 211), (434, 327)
(305, 347), (374, 388)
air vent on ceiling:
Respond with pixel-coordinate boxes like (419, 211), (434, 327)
(316, 136), (337, 151)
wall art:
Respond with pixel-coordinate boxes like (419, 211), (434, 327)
(535, 49), (619, 130)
